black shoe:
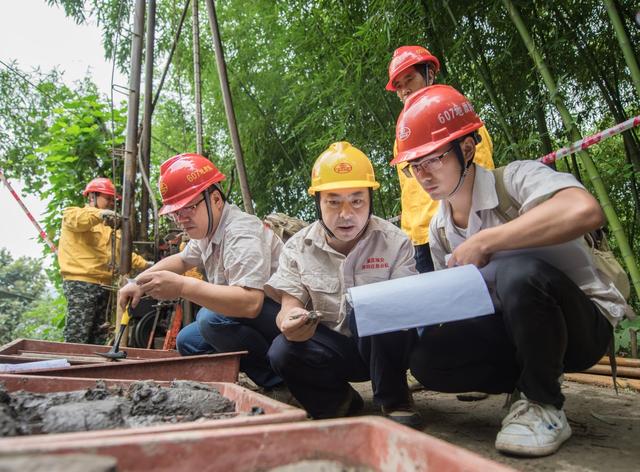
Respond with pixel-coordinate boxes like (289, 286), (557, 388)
(334, 385), (364, 417)
(382, 396), (423, 429)
(263, 384), (300, 407)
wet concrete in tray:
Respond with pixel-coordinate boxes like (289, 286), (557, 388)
(0, 380), (236, 436)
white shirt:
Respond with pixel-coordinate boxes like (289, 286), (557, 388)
(180, 203), (282, 290)
(429, 161), (632, 326)
(266, 216), (417, 336)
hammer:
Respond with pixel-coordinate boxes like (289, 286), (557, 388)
(97, 304), (130, 360)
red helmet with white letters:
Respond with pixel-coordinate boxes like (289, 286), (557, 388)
(158, 153), (226, 216)
(391, 85), (483, 166)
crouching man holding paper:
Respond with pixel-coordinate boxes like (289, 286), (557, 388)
(265, 142), (421, 427)
(391, 85), (633, 457)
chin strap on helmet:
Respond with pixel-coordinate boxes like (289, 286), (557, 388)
(203, 187), (214, 237)
(315, 194), (337, 239)
(418, 63), (430, 84)
(350, 188), (374, 241)
(447, 139), (474, 198)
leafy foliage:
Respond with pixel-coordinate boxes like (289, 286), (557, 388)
(1, 65), (127, 286)
(13, 294), (65, 342)
(0, 249), (53, 344)
(4, 0), (640, 350)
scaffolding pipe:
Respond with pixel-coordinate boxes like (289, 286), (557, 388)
(192, 0), (204, 154)
(120, 0), (146, 275)
(204, 0), (254, 214)
(151, 0), (191, 115)
(140, 0), (156, 250)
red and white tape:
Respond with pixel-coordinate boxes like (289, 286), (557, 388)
(540, 115), (640, 164)
(0, 169), (57, 255)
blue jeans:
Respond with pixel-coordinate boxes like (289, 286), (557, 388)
(176, 297), (282, 388)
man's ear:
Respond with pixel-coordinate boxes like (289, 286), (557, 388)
(427, 67), (436, 86)
(460, 135), (476, 165)
(212, 189), (224, 209)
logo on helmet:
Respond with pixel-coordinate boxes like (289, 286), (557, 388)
(160, 181), (168, 196)
(186, 164), (214, 183)
(334, 162), (353, 174)
(398, 126), (411, 141)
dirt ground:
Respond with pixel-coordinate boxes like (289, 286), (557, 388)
(351, 380), (639, 472)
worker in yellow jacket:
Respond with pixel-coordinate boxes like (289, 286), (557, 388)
(386, 46), (495, 273)
(58, 177), (149, 344)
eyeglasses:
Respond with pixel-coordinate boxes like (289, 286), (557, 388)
(402, 148), (454, 178)
(168, 197), (205, 221)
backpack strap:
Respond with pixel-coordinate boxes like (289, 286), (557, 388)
(437, 226), (452, 254)
(436, 166), (520, 255)
(491, 166), (521, 222)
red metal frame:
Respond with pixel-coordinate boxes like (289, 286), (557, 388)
(0, 416), (515, 471)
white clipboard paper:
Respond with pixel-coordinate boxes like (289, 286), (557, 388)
(349, 264), (494, 337)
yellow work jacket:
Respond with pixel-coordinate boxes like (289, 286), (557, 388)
(58, 206), (148, 286)
(395, 125), (495, 245)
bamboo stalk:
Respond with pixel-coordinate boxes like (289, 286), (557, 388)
(443, 1), (520, 154)
(502, 0), (640, 300)
(204, 0), (254, 214)
(597, 356), (640, 368)
(604, 0), (640, 97)
(566, 373), (640, 391)
(585, 364), (640, 380)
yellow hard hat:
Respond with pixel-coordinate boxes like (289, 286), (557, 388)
(308, 142), (380, 196)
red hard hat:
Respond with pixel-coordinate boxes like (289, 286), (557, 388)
(83, 177), (121, 199)
(386, 45), (441, 91)
(391, 85), (483, 166)
(158, 153), (226, 215)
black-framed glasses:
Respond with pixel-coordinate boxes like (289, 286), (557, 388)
(168, 197), (205, 221)
(402, 148), (454, 178)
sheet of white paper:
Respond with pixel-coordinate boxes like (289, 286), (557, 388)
(0, 358), (70, 373)
(349, 264), (494, 337)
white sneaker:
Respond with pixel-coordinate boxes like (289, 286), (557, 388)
(495, 398), (571, 457)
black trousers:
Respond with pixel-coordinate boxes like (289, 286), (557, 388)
(268, 311), (416, 418)
(414, 242), (435, 274)
(410, 256), (612, 408)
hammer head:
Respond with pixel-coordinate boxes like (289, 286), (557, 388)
(96, 349), (128, 360)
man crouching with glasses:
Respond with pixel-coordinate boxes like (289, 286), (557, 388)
(119, 153), (290, 399)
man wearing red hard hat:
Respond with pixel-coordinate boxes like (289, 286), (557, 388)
(119, 153), (288, 398)
(59, 177), (150, 345)
(386, 45), (495, 274)
(392, 85), (632, 457)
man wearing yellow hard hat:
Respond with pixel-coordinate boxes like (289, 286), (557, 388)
(265, 142), (421, 427)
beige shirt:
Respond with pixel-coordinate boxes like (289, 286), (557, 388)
(266, 216), (417, 336)
(180, 203), (282, 290)
(429, 161), (632, 326)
